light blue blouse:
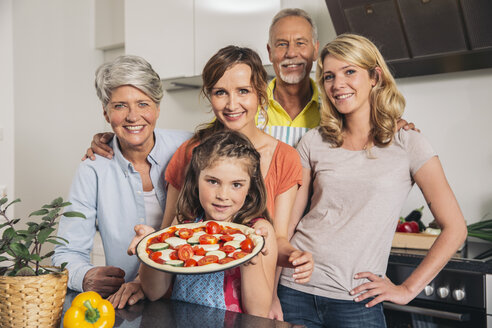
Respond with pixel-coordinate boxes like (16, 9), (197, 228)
(52, 129), (191, 291)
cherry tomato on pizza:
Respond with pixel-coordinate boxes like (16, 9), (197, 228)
(197, 255), (219, 266)
(150, 251), (165, 264)
(178, 244), (194, 261)
(178, 228), (194, 240)
(240, 238), (254, 253)
(192, 246), (206, 256)
(206, 221), (222, 234)
(219, 234), (234, 242)
(199, 234), (218, 245)
(220, 245), (237, 254)
(184, 259), (198, 267)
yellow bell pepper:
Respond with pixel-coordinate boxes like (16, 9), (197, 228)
(63, 291), (115, 328)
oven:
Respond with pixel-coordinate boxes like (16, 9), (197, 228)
(384, 241), (492, 328)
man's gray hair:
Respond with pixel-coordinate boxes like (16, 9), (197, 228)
(95, 55), (163, 110)
(268, 8), (318, 46)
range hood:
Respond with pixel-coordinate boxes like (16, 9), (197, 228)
(325, 0), (492, 78)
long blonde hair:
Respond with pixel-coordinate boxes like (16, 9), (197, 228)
(316, 33), (405, 147)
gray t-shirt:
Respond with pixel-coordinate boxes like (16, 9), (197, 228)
(280, 127), (436, 300)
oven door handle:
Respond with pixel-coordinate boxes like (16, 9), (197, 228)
(383, 302), (470, 322)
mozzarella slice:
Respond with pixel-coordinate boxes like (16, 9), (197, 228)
(165, 236), (188, 249)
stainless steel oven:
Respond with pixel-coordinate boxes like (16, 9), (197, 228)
(384, 241), (492, 328)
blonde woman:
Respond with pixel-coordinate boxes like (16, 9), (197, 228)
(278, 34), (467, 327)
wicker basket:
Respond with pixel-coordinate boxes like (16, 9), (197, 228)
(0, 268), (68, 328)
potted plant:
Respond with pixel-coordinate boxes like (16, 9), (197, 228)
(0, 196), (86, 328)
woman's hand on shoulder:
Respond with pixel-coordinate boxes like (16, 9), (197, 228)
(288, 249), (314, 284)
(127, 224), (155, 256)
(396, 119), (420, 133)
(351, 272), (416, 307)
(82, 132), (115, 161)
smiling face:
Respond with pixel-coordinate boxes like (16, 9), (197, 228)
(210, 63), (259, 134)
(104, 85), (160, 153)
(321, 54), (378, 118)
(198, 158), (251, 222)
(268, 15), (319, 85)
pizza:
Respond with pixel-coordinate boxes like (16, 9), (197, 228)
(136, 220), (265, 274)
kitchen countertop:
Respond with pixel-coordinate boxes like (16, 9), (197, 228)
(389, 240), (492, 274)
(62, 290), (298, 328)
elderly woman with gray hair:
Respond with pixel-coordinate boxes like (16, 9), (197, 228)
(52, 55), (190, 308)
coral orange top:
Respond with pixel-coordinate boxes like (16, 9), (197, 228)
(165, 139), (302, 218)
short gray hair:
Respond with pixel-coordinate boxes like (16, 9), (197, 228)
(268, 8), (318, 46)
(95, 55), (163, 110)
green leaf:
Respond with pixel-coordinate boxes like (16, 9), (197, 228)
(0, 197), (7, 206)
(11, 218), (20, 225)
(63, 211), (86, 219)
(49, 235), (69, 244)
(10, 243), (30, 258)
(50, 197), (63, 207)
(2, 227), (16, 240)
(15, 267), (36, 276)
(0, 222), (9, 229)
(4, 198), (21, 211)
(40, 251), (54, 259)
(60, 202), (72, 207)
(0, 256), (9, 262)
(0, 267), (8, 276)
(27, 224), (40, 234)
(37, 227), (55, 243)
(29, 254), (42, 262)
(29, 209), (49, 217)
(46, 239), (65, 246)
(60, 262), (68, 271)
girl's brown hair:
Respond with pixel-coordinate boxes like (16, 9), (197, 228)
(176, 130), (271, 225)
(188, 46), (269, 148)
(316, 33), (405, 147)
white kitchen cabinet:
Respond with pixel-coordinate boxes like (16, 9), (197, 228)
(125, 0), (194, 79)
(194, 0), (280, 74)
(95, 0), (125, 50)
(125, 0), (280, 82)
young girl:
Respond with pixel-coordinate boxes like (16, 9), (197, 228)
(139, 130), (278, 318)
(278, 34), (467, 327)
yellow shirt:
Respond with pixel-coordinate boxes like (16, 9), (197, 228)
(256, 78), (320, 147)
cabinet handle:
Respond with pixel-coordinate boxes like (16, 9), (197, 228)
(383, 302), (470, 322)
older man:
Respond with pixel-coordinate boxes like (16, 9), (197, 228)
(257, 8), (320, 147)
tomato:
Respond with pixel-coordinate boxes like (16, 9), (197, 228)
(219, 234), (234, 242)
(197, 255), (219, 266)
(220, 245), (237, 254)
(158, 232), (173, 243)
(206, 221), (222, 234)
(397, 221), (419, 233)
(169, 251), (178, 260)
(240, 238), (254, 253)
(199, 234), (218, 245)
(178, 244), (194, 261)
(223, 228), (242, 235)
(184, 259), (198, 267)
(167, 226), (178, 234)
(178, 228), (194, 240)
(192, 246), (206, 256)
(218, 257), (235, 264)
(193, 227), (205, 233)
(150, 251), (165, 264)
(232, 251), (248, 260)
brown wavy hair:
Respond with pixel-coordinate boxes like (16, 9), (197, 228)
(316, 33), (405, 147)
(176, 130), (271, 225)
(188, 46), (269, 149)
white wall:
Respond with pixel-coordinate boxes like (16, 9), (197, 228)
(397, 69), (492, 225)
(12, 0), (104, 218)
(0, 0), (15, 209)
